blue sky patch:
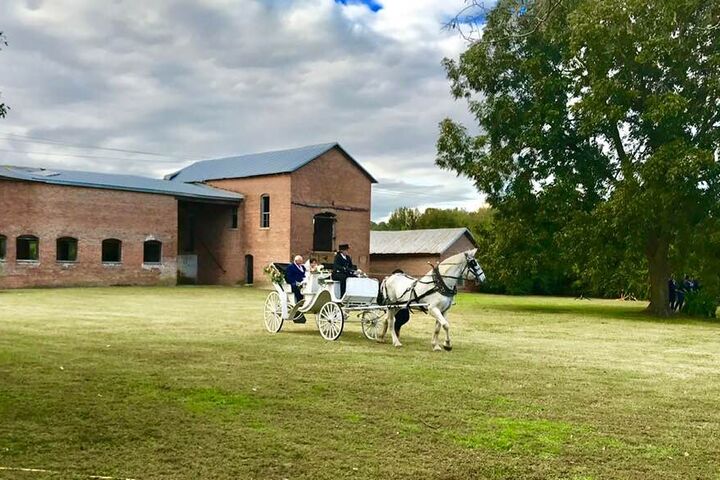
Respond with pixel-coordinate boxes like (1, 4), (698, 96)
(456, 12), (486, 25)
(335, 0), (383, 13)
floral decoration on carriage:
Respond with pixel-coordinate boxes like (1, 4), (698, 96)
(263, 263), (285, 284)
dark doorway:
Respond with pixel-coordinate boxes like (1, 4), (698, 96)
(245, 254), (254, 284)
(313, 212), (336, 252)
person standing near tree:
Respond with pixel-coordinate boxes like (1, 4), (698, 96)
(675, 275), (691, 312)
(668, 277), (677, 311)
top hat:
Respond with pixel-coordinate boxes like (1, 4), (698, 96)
(338, 244), (350, 250)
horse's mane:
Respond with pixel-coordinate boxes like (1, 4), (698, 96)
(432, 249), (477, 278)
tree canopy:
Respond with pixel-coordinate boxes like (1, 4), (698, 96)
(437, 0), (720, 316)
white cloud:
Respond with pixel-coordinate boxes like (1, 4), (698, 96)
(0, 0), (483, 220)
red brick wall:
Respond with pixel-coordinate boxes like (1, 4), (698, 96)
(207, 174), (292, 284)
(0, 180), (178, 288)
(291, 148), (372, 273)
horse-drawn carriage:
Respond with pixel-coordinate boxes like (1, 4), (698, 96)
(262, 250), (486, 349)
(263, 263), (388, 341)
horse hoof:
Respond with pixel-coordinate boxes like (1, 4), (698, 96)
(393, 343), (403, 348)
(433, 345), (442, 352)
(442, 344), (453, 351)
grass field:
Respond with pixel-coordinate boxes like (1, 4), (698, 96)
(1, 287), (720, 479)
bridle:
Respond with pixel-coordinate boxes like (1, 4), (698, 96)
(422, 254), (485, 282)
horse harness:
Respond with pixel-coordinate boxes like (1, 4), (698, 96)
(386, 264), (468, 312)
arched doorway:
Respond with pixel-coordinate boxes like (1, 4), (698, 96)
(245, 254), (254, 284)
(313, 212), (336, 252)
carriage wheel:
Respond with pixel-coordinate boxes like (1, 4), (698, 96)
(317, 302), (345, 341)
(360, 308), (385, 341)
(263, 291), (284, 333)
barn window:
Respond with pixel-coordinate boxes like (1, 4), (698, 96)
(0, 235), (6, 260)
(313, 212), (336, 252)
(16, 235), (39, 261)
(260, 195), (270, 228)
(102, 239), (122, 263)
(231, 206), (238, 229)
(143, 240), (162, 264)
(56, 237), (78, 262)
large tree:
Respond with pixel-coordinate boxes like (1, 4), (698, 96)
(437, 0), (720, 316)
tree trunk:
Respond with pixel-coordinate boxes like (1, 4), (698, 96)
(645, 235), (671, 317)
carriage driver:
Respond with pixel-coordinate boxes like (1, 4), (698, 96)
(285, 255), (306, 303)
(332, 244), (361, 297)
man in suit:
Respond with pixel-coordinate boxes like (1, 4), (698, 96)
(285, 255), (306, 303)
(332, 244), (357, 297)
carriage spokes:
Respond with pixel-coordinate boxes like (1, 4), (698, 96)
(263, 291), (284, 333)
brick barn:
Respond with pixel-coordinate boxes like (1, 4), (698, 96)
(0, 143), (376, 288)
(369, 228), (478, 278)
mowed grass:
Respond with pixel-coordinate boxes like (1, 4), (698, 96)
(1, 287), (720, 479)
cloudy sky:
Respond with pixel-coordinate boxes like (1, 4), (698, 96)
(0, 0), (484, 220)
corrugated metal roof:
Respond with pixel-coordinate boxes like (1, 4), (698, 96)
(165, 142), (377, 183)
(370, 228), (477, 255)
(0, 165), (243, 202)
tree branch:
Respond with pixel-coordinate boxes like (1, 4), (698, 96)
(609, 123), (633, 180)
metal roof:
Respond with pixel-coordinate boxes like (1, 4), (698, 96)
(0, 165), (243, 202)
(165, 142), (377, 183)
(370, 228), (477, 255)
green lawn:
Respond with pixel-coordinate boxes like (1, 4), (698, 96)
(1, 287), (719, 479)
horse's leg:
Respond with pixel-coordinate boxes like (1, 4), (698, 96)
(377, 307), (390, 343)
(431, 319), (442, 351)
(429, 306), (451, 351)
(388, 308), (402, 347)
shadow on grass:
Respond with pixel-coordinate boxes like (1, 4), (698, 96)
(276, 322), (430, 350)
(489, 301), (720, 326)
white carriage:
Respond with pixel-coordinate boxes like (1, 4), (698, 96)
(263, 263), (387, 341)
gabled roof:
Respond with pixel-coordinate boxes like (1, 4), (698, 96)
(165, 142), (377, 183)
(370, 228), (478, 255)
(0, 165), (243, 203)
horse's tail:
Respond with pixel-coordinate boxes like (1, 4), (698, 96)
(377, 278), (387, 305)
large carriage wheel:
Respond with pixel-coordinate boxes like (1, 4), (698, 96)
(263, 291), (284, 333)
(360, 308), (386, 341)
(317, 302), (345, 341)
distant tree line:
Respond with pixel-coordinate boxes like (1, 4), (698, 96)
(372, 207), (492, 233)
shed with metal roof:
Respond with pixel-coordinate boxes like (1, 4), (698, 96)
(369, 228), (478, 278)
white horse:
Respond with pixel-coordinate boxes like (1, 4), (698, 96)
(378, 249), (486, 351)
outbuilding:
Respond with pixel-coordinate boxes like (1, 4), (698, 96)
(369, 228), (478, 278)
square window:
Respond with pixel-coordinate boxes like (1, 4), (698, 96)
(16, 236), (39, 261)
(144, 240), (162, 264)
(57, 237), (78, 262)
(102, 239), (122, 263)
